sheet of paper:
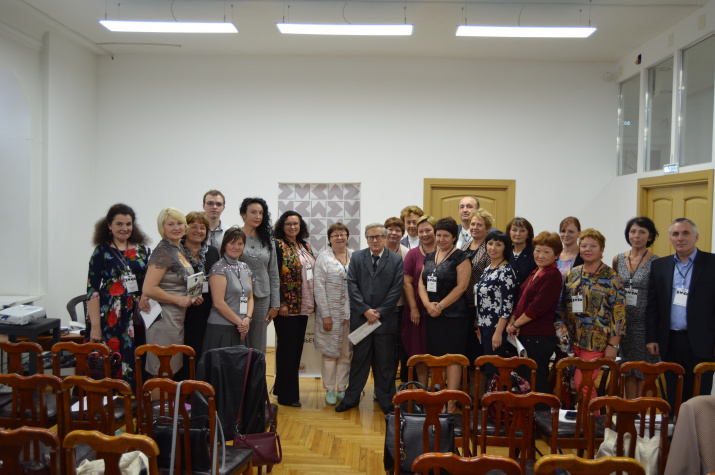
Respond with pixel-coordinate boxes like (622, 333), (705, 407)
(140, 298), (162, 328)
(348, 320), (382, 345)
(186, 272), (204, 300)
(71, 396), (117, 412)
(507, 335), (527, 357)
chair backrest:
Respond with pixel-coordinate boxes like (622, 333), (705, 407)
(51, 341), (111, 379)
(0, 341), (44, 375)
(619, 361), (684, 418)
(60, 375), (134, 435)
(587, 396), (670, 475)
(555, 357), (618, 438)
(474, 355), (537, 396)
(412, 453), (522, 475)
(0, 373), (63, 433)
(66, 295), (89, 323)
(64, 429), (159, 475)
(406, 354), (469, 391)
(134, 344), (196, 431)
(533, 454), (645, 475)
(392, 389), (472, 475)
(693, 362), (715, 397)
(479, 391), (561, 473)
(0, 427), (61, 475)
(141, 378), (216, 475)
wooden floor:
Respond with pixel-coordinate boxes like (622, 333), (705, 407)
(262, 348), (553, 475)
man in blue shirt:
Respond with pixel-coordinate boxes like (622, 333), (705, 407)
(646, 218), (715, 407)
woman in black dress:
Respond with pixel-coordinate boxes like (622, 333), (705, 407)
(418, 216), (470, 412)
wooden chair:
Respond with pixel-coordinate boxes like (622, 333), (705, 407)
(0, 373), (63, 435)
(534, 357), (618, 456)
(64, 430), (159, 475)
(392, 389), (471, 474)
(587, 396), (670, 475)
(51, 341), (112, 379)
(693, 362), (715, 397)
(412, 453), (522, 475)
(478, 392), (561, 474)
(0, 341), (44, 375)
(618, 361), (684, 418)
(406, 354), (471, 454)
(473, 355), (537, 394)
(533, 454), (645, 475)
(0, 426), (61, 475)
(61, 375), (134, 436)
(134, 344), (196, 434)
(141, 378), (254, 475)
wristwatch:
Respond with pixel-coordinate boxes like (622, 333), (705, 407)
(607, 343), (620, 350)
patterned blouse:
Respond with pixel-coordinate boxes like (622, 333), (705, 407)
(463, 240), (490, 306)
(475, 264), (517, 329)
(313, 248), (353, 357)
(559, 264), (626, 352)
(275, 239), (315, 315)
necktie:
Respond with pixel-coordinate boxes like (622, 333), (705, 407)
(372, 254), (380, 272)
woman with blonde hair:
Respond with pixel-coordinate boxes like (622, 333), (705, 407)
(142, 207), (199, 376)
(399, 205), (424, 250)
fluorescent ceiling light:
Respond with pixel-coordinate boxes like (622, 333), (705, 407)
(276, 23), (413, 36)
(99, 20), (238, 33)
(456, 26), (596, 38)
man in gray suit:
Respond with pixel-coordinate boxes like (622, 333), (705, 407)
(335, 223), (404, 414)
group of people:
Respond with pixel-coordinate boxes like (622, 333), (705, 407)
(86, 191), (715, 414)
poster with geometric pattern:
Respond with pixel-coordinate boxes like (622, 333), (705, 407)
(278, 183), (361, 256)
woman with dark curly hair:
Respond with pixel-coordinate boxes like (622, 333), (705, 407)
(239, 197), (280, 354)
(273, 210), (315, 407)
(86, 203), (151, 389)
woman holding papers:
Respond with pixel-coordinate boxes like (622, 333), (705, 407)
(274, 210), (315, 407)
(87, 203), (151, 389)
(557, 228), (626, 400)
(418, 217), (470, 412)
(203, 226), (254, 350)
(176, 211), (220, 380)
(313, 223), (353, 406)
(507, 231), (563, 395)
(142, 207), (199, 376)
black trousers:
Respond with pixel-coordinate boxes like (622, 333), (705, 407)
(665, 331), (715, 410)
(273, 314), (308, 405)
(518, 334), (557, 395)
(343, 331), (397, 413)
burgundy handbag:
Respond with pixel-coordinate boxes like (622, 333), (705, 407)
(232, 349), (282, 466)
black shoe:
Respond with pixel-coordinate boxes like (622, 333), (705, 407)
(335, 401), (356, 413)
(381, 406), (394, 415)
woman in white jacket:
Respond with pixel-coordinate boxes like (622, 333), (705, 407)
(313, 223), (353, 406)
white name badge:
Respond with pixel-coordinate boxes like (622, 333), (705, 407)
(673, 288), (688, 307)
(474, 283), (479, 307)
(626, 288), (638, 306)
(306, 264), (313, 281)
(427, 275), (437, 293)
(239, 296), (249, 315)
(123, 273), (139, 293)
(202, 280), (209, 294)
(572, 294), (584, 313)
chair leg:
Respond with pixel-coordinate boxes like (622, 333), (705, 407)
(267, 464), (274, 473)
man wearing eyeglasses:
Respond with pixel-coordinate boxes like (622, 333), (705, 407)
(335, 223), (404, 414)
(202, 189), (226, 248)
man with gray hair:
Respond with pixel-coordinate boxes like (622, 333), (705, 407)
(335, 223), (404, 414)
(456, 196), (480, 248)
(646, 217), (715, 407)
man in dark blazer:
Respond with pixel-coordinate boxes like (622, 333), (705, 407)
(335, 223), (404, 414)
(456, 196), (479, 248)
(646, 218), (715, 407)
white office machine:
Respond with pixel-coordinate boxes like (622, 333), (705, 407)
(0, 304), (46, 325)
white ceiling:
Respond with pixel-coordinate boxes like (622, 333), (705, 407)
(1, 0), (708, 62)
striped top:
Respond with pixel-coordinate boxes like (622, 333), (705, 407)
(313, 248), (353, 357)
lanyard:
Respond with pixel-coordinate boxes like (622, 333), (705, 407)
(334, 249), (349, 275)
(626, 251), (647, 286)
(434, 246), (456, 268)
(675, 260), (693, 287)
(224, 258), (246, 296)
(110, 242), (129, 270)
(486, 258), (507, 275)
(577, 262), (603, 292)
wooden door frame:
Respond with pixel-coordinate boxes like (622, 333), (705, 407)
(423, 178), (516, 218)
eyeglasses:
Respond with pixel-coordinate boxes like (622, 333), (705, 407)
(188, 224), (206, 231)
(205, 201), (224, 207)
(331, 233), (348, 238)
(366, 235), (385, 241)
(284, 222), (301, 227)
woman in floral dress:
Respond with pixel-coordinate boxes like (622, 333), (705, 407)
(86, 203), (151, 390)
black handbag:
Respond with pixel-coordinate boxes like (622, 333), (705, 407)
(87, 350), (122, 379)
(395, 381), (430, 415)
(383, 412), (455, 473)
